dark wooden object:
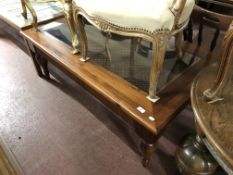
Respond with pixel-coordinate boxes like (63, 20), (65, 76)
(189, 65), (233, 174)
(192, 21), (233, 173)
(199, 0), (233, 7)
(184, 1), (233, 51)
(20, 23), (208, 167)
(176, 21), (233, 175)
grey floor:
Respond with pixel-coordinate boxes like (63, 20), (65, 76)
(0, 28), (226, 175)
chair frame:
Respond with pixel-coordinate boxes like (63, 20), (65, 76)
(73, 0), (191, 102)
(175, 21), (233, 175)
(20, 0), (79, 54)
(203, 21), (233, 102)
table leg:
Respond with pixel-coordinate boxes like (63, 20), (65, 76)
(24, 38), (43, 77)
(140, 141), (156, 167)
(34, 47), (50, 80)
(135, 124), (157, 167)
(24, 39), (50, 79)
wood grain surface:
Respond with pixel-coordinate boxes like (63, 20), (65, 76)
(20, 26), (207, 135)
(192, 64), (233, 170)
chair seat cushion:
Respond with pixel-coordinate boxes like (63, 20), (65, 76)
(74, 0), (194, 32)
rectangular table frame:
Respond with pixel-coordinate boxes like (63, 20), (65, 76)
(20, 25), (207, 166)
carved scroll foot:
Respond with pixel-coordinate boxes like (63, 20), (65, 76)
(80, 57), (90, 62)
(201, 22), (233, 103)
(72, 48), (79, 55)
(71, 33), (80, 55)
(147, 36), (167, 103)
(21, 10), (27, 19)
(146, 95), (160, 103)
(203, 89), (224, 104)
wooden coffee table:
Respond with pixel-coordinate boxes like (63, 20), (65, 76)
(19, 19), (209, 166)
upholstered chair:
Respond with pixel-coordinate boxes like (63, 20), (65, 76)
(73, 0), (195, 102)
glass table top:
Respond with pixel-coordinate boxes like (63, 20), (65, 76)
(40, 22), (199, 93)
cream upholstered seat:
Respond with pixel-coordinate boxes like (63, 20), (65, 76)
(74, 0), (194, 32)
(73, 0), (195, 103)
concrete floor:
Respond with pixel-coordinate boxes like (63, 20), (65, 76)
(0, 29), (226, 175)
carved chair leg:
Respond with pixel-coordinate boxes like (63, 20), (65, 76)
(23, 0), (38, 30)
(75, 14), (89, 62)
(130, 37), (137, 61)
(175, 31), (184, 60)
(135, 38), (142, 54)
(104, 33), (112, 60)
(147, 37), (167, 102)
(129, 37), (137, 78)
(141, 141), (156, 167)
(62, 1), (80, 54)
(21, 0), (27, 19)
